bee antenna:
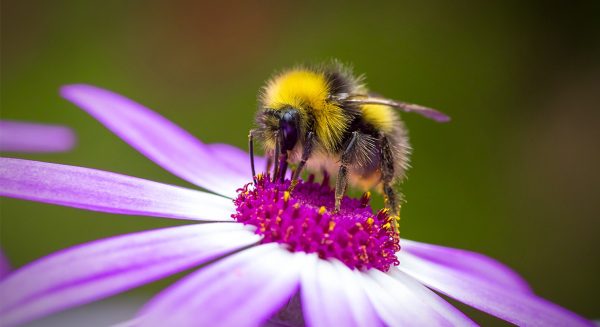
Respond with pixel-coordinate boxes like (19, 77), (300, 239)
(248, 130), (257, 184)
(272, 131), (281, 182)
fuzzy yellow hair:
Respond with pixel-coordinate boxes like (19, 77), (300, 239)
(262, 68), (349, 151)
(360, 104), (397, 133)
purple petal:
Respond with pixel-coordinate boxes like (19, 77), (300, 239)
(0, 249), (10, 280)
(138, 244), (305, 327)
(0, 157), (235, 221)
(398, 252), (594, 327)
(60, 84), (249, 198)
(401, 239), (532, 293)
(361, 269), (476, 326)
(387, 270), (477, 326)
(0, 120), (75, 153)
(0, 223), (260, 327)
(301, 257), (383, 327)
(207, 143), (268, 177)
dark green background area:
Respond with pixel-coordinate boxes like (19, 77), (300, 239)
(1, 1), (599, 325)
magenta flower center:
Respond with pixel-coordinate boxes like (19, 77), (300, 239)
(232, 174), (400, 271)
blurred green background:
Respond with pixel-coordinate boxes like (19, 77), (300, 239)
(2, 0), (599, 325)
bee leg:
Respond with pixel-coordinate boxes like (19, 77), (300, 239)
(334, 131), (359, 213)
(265, 153), (273, 177)
(248, 129), (257, 184)
(288, 132), (314, 192)
(380, 133), (401, 232)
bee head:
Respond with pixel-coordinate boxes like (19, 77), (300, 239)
(278, 107), (300, 152)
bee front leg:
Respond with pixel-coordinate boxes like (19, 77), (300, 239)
(288, 131), (314, 193)
(334, 131), (359, 213)
(265, 155), (273, 177)
(380, 133), (401, 232)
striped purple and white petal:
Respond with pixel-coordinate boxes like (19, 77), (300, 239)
(397, 250), (594, 327)
(0, 223), (260, 327)
(60, 84), (255, 198)
(138, 244), (305, 327)
(0, 157), (234, 221)
(0, 120), (75, 153)
(401, 239), (531, 293)
(301, 256), (383, 327)
(360, 268), (477, 326)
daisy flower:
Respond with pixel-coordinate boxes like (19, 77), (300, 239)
(0, 85), (592, 326)
(0, 120), (75, 153)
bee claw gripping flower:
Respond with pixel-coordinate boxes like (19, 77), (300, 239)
(0, 84), (593, 327)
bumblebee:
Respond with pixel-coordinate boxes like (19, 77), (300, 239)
(249, 62), (449, 230)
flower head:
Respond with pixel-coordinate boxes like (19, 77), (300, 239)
(0, 85), (593, 327)
(234, 174), (400, 271)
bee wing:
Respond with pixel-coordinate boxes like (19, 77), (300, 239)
(345, 97), (451, 122)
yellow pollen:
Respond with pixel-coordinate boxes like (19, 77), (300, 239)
(366, 217), (374, 226)
(318, 206), (327, 215)
(359, 245), (368, 261)
(283, 191), (290, 202)
(328, 221), (336, 231)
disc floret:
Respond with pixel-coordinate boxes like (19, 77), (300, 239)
(232, 174), (400, 271)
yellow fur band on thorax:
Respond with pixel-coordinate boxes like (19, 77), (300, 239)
(263, 69), (349, 151)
